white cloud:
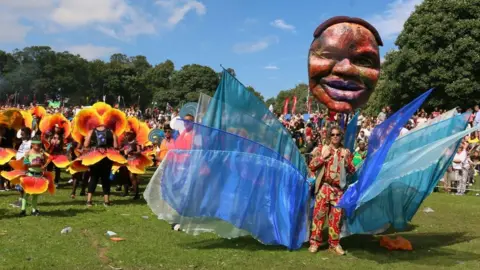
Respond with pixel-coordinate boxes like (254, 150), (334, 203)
(0, 13), (32, 43)
(0, 0), (206, 44)
(270, 19), (295, 32)
(156, 0), (206, 27)
(264, 65), (279, 70)
(369, 0), (423, 40)
(233, 36), (279, 54)
(66, 44), (119, 60)
(51, 0), (128, 27)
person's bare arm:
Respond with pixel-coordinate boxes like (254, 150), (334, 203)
(83, 130), (93, 149)
(113, 134), (118, 149)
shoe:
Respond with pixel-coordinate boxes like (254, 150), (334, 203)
(70, 193), (76, 199)
(103, 202), (112, 207)
(32, 210), (40, 216)
(115, 186), (122, 192)
(86, 201), (93, 207)
(329, 245), (346, 256)
(308, 245), (319, 253)
(19, 210), (26, 217)
(133, 194), (140, 200)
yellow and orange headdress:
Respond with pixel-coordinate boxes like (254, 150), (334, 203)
(39, 113), (72, 139)
(119, 117), (150, 146)
(71, 102), (127, 144)
(0, 109), (32, 131)
(30, 106), (47, 119)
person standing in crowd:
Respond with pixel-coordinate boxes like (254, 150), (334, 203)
(353, 141), (367, 167)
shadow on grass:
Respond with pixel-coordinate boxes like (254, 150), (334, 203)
(344, 232), (478, 266)
(185, 232), (478, 266)
(184, 236), (288, 251)
(111, 198), (146, 205)
(40, 199), (89, 206)
(40, 208), (92, 217)
(0, 208), (91, 219)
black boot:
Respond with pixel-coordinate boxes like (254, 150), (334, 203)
(19, 210), (26, 217)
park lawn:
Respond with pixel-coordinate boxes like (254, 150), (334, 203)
(0, 171), (479, 270)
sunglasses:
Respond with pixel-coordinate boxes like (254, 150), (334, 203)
(330, 133), (341, 137)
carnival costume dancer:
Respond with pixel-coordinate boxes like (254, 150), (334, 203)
(39, 113), (71, 186)
(68, 138), (88, 198)
(68, 102), (127, 206)
(1, 136), (55, 216)
(116, 117), (152, 199)
(308, 127), (355, 255)
(30, 106), (47, 137)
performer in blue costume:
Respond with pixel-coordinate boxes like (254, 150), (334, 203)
(144, 16), (480, 253)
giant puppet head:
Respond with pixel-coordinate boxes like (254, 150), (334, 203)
(308, 16), (383, 113)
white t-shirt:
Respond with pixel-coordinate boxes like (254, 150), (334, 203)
(16, 140), (32, 160)
(452, 150), (467, 170)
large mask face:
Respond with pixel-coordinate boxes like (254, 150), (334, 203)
(308, 22), (381, 113)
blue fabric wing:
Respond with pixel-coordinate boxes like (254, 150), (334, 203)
(337, 89), (433, 217)
(202, 70), (307, 178)
(144, 120), (310, 250)
(342, 124), (475, 236)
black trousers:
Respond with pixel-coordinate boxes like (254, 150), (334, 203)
(47, 163), (61, 184)
(88, 158), (113, 195)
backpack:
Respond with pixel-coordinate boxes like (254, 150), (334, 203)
(95, 129), (108, 147)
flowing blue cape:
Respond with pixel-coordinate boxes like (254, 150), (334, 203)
(144, 120), (309, 250)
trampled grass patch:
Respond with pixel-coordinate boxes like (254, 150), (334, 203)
(1, 171), (479, 270)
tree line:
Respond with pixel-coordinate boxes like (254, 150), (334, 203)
(0, 47), (268, 110)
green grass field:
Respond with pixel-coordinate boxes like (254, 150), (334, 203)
(1, 171), (479, 270)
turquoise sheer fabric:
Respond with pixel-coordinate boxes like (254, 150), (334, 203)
(340, 111), (473, 237)
(144, 120), (310, 250)
(202, 70), (307, 177)
(338, 89), (433, 217)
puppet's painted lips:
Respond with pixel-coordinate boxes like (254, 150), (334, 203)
(321, 80), (365, 101)
(325, 80), (363, 91)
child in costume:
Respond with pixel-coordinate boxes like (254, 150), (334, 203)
(1, 136), (55, 216)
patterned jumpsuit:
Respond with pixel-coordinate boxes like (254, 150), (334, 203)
(309, 144), (355, 248)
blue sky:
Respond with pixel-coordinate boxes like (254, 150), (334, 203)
(0, 0), (423, 99)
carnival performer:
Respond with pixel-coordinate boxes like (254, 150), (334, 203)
(308, 126), (355, 255)
(68, 102), (128, 206)
(30, 106), (47, 137)
(38, 114), (71, 187)
(68, 138), (88, 198)
(116, 117), (152, 199)
(1, 136), (55, 216)
(0, 124), (16, 190)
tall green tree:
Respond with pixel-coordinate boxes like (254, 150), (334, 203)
(371, 0), (480, 111)
(169, 64), (219, 107)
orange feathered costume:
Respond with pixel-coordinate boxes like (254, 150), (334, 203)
(67, 102), (128, 174)
(113, 117), (153, 174)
